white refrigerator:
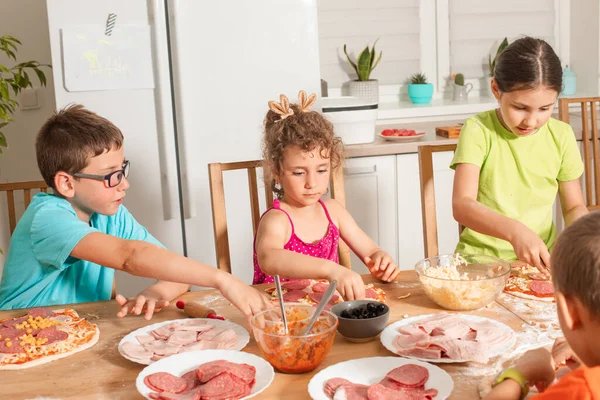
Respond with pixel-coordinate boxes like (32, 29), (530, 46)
(45, 0), (322, 295)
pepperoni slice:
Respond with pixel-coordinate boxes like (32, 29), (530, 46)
(28, 307), (55, 318)
(385, 364), (429, 387)
(145, 372), (188, 394)
(282, 279), (310, 290)
(365, 288), (377, 299)
(36, 326), (69, 344)
(312, 282), (330, 293)
(309, 292), (340, 305)
(530, 280), (554, 295)
(282, 290), (308, 302)
(0, 327), (23, 340)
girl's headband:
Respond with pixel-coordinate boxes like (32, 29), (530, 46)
(268, 90), (317, 122)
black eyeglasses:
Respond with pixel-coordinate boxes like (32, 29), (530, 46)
(70, 160), (130, 188)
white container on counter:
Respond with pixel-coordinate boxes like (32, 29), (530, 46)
(321, 97), (378, 145)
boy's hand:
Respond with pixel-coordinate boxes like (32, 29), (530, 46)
(510, 225), (551, 277)
(115, 293), (169, 320)
(365, 251), (400, 282)
(552, 337), (583, 370)
(328, 264), (366, 301)
(514, 348), (556, 391)
(215, 275), (272, 323)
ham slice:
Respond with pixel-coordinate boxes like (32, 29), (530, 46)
(168, 331), (199, 346)
(121, 342), (153, 363)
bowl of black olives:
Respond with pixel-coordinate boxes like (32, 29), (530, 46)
(329, 300), (390, 342)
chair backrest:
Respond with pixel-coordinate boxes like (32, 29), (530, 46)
(558, 97), (600, 210)
(208, 160), (351, 274)
(0, 181), (49, 236)
(418, 144), (459, 258)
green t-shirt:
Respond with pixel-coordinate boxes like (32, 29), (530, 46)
(450, 109), (583, 260)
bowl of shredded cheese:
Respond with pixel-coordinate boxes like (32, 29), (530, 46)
(415, 253), (510, 311)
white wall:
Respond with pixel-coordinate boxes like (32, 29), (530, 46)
(570, 0), (600, 94)
(0, 0), (56, 278)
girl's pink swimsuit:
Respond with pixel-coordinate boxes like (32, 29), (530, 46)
(252, 199), (339, 284)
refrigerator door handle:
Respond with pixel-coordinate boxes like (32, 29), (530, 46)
(149, 0), (179, 221)
(166, 0), (196, 219)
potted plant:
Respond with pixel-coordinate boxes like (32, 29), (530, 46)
(343, 39), (382, 104)
(407, 73), (433, 104)
(451, 73), (473, 101)
(484, 37), (509, 97)
(0, 35), (50, 153)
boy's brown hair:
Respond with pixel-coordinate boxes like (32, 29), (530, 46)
(36, 104), (124, 191)
(551, 211), (600, 317)
(263, 103), (343, 199)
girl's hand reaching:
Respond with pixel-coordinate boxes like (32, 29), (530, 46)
(510, 224), (551, 277)
(328, 263), (366, 301)
(365, 251), (400, 282)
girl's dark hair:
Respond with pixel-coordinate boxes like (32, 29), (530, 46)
(263, 104), (343, 199)
(494, 36), (562, 93)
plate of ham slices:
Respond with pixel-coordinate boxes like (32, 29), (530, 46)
(119, 318), (250, 365)
(380, 313), (516, 364)
(136, 349), (274, 400)
(308, 356), (453, 400)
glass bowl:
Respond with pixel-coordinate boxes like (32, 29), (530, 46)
(250, 304), (337, 373)
(415, 253), (510, 311)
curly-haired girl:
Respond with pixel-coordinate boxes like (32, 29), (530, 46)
(253, 91), (399, 300)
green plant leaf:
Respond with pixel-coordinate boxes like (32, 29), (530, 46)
(343, 44), (359, 77)
(34, 68), (47, 86)
(0, 130), (7, 149)
(372, 51), (382, 72)
(370, 38), (380, 69)
(357, 46), (372, 81)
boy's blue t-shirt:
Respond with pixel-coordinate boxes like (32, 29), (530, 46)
(0, 193), (163, 310)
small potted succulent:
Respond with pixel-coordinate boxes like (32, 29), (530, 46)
(484, 37), (509, 97)
(407, 73), (433, 104)
(343, 39), (382, 104)
(451, 73), (473, 101)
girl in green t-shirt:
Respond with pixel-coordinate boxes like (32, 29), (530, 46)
(451, 37), (587, 275)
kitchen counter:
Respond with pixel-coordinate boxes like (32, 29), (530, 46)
(345, 112), (598, 159)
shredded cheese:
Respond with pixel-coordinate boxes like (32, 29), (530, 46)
(419, 253), (504, 310)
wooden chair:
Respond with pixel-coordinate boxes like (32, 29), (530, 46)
(0, 181), (49, 236)
(558, 97), (600, 210)
(418, 144), (459, 258)
(208, 160), (351, 274)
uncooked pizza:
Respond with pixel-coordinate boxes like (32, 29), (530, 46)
(264, 279), (386, 307)
(0, 307), (99, 370)
(503, 261), (555, 302)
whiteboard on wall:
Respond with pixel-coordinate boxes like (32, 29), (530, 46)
(60, 25), (155, 92)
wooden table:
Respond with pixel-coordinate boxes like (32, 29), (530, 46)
(0, 272), (557, 400)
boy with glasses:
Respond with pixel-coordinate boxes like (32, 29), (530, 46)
(0, 105), (270, 321)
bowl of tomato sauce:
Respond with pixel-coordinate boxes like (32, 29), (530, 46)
(250, 304), (338, 374)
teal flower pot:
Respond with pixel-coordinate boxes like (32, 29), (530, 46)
(408, 83), (434, 104)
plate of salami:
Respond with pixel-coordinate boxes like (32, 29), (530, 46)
(307, 356), (453, 400)
(136, 349), (274, 399)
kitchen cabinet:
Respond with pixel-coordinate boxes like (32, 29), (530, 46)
(343, 156), (398, 274)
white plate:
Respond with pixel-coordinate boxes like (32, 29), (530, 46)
(308, 356), (453, 400)
(118, 318), (250, 364)
(380, 314), (516, 363)
(136, 349), (274, 400)
(378, 131), (426, 141)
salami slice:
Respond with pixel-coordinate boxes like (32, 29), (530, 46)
(365, 288), (377, 299)
(530, 280), (554, 295)
(312, 282), (330, 293)
(180, 370), (199, 393)
(36, 326), (69, 344)
(282, 290), (308, 303)
(385, 364), (429, 387)
(145, 372), (188, 394)
(309, 292), (340, 305)
(324, 377), (352, 398)
(196, 360), (256, 384)
(0, 340), (24, 354)
(0, 327), (23, 340)
(368, 383), (437, 400)
(335, 384), (369, 400)
(28, 307), (55, 318)
(2, 316), (27, 328)
(282, 279), (311, 290)
(197, 372), (248, 399)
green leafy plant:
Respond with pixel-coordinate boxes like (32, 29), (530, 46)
(0, 35), (50, 153)
(453, 73), (465, 86)
(410, 73), (428, 84)
(488, 37), (509, 77)
(343, 39), (382, 81)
